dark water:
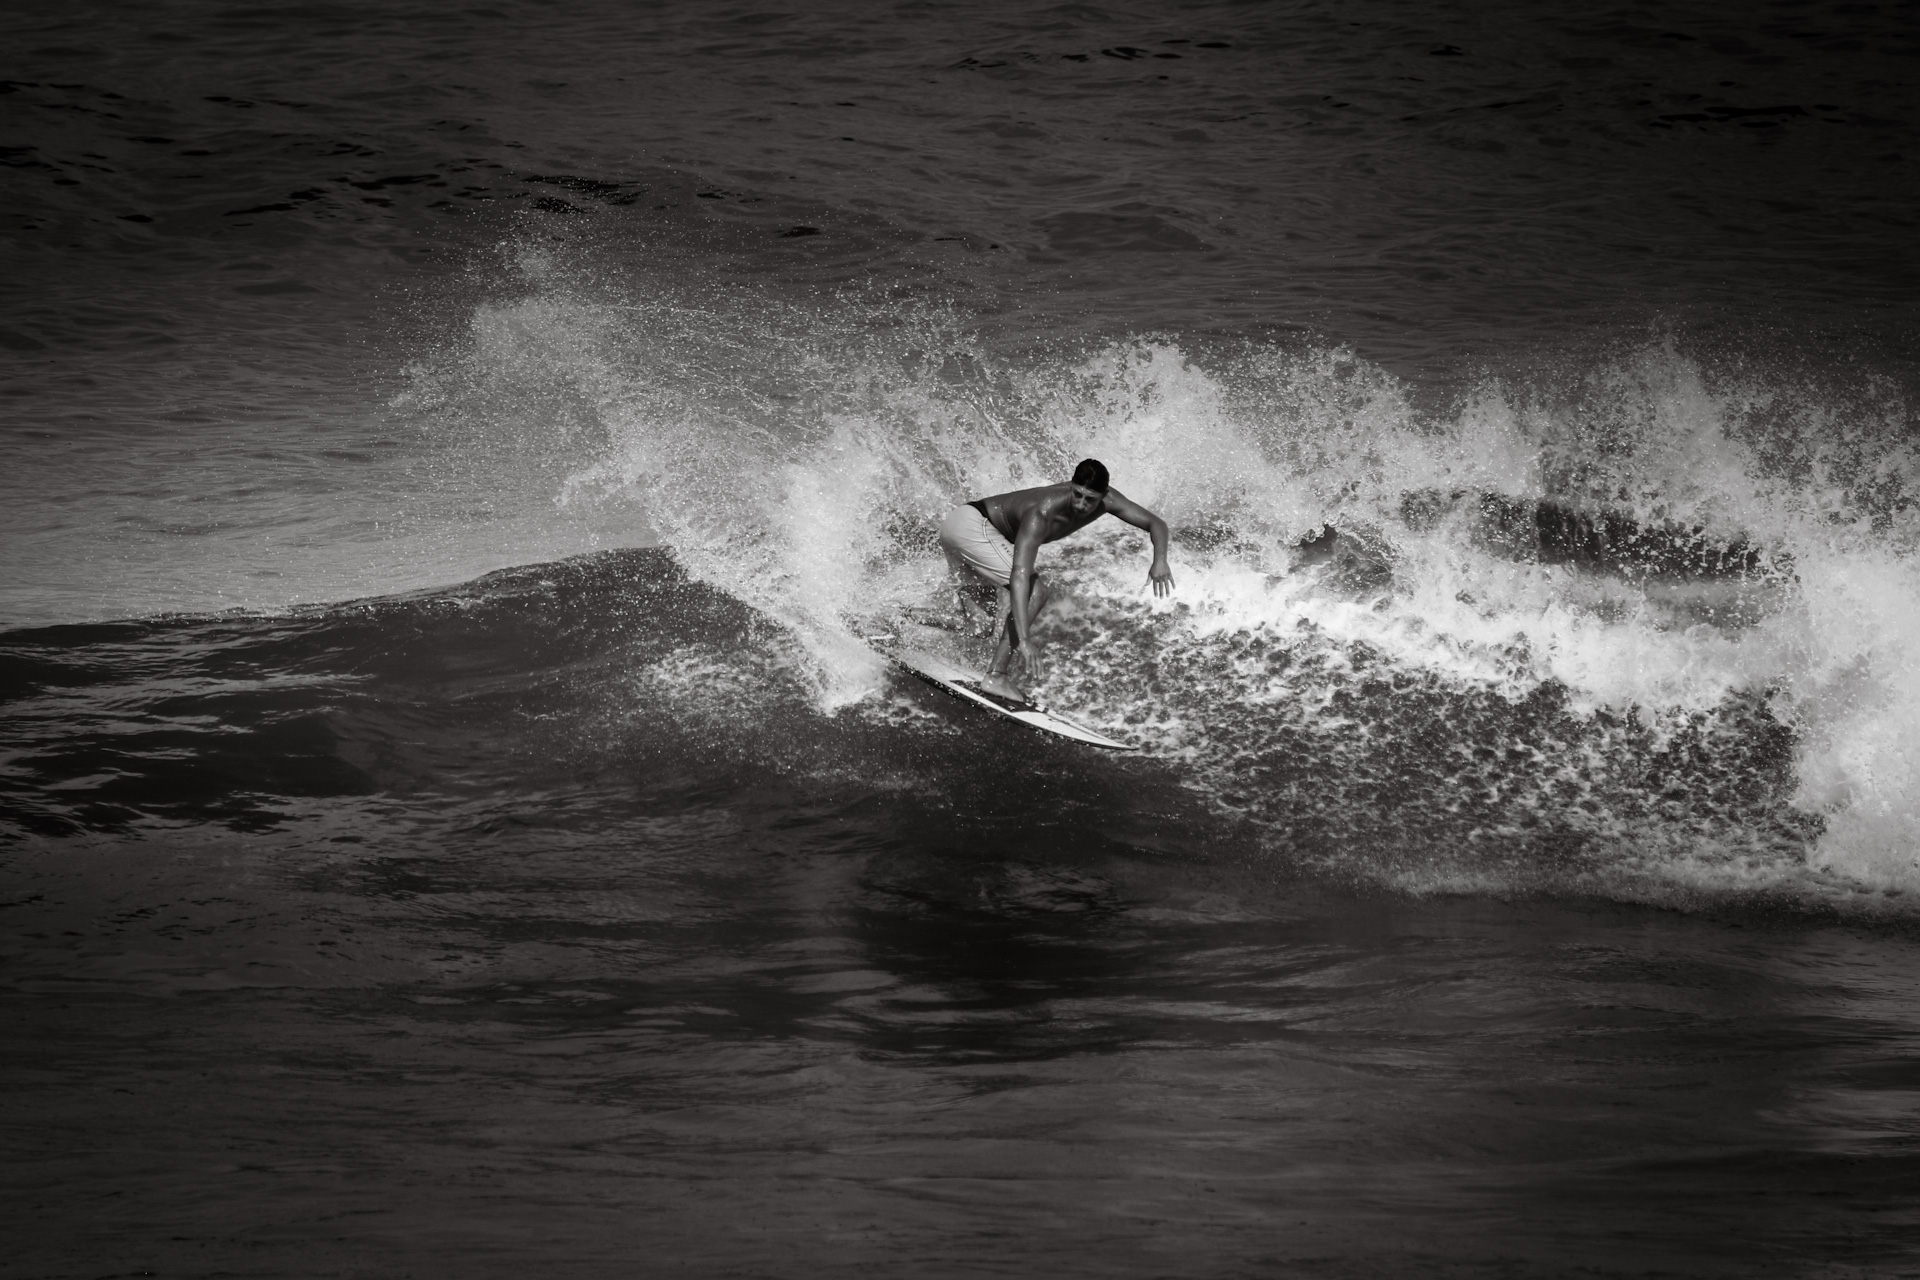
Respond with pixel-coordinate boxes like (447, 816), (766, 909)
(6, 1), (1920, 1275)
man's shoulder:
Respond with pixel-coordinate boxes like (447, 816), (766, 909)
(1001, 484), (1069, 512)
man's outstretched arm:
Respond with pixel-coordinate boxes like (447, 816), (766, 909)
(1007, 513), (1047, 647)
(1102, 488), (1174, 596)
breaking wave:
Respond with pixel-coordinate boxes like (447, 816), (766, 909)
(14, 246), (1918, 910)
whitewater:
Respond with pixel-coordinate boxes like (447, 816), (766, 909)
(357, 246), (1915, 907)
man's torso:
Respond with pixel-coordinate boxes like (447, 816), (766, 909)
(972, 485), (1105, 545)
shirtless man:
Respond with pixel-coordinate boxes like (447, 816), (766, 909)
(937, 458), (1173, 703)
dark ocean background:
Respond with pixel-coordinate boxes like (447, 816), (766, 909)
(5, 1), (1920, 1274)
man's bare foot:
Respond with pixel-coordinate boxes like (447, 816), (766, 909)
(976, 671), (1027, 703)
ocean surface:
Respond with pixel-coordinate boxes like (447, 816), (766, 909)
(5, 0), (1920, 1274)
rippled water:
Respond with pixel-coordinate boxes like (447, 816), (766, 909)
(5, 0), (1920, 1274)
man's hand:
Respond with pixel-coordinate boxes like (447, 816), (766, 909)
(1016, 639), (1044, 686)
(1149, 558), (1175, 597)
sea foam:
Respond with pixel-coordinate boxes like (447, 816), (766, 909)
(411, 253), (1920, 905)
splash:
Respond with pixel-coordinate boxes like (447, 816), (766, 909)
(411, 252), (1920, 904)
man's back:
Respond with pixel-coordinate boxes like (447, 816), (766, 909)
(973, 484), (1111, 545)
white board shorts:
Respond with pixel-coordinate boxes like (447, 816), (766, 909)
(938, 504), (1014, 589)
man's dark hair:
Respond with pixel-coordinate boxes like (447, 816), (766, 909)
(1071, 458), (1110, 493)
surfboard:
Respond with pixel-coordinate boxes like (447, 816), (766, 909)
(884, 646), (1140, 751)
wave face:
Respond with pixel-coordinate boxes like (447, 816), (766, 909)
(12, 258), (1919, 910)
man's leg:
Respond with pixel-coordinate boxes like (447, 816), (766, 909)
(986, 584), (1013, 673)
(942, 545), (986, 628)
(940, 513), (1009, 633)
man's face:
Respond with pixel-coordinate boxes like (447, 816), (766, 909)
(1069, 483), (1105, 516)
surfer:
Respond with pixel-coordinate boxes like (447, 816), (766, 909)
(938, 458), (1173, 702)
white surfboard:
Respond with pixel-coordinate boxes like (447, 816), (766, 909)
(884, 646), (1140, 751)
